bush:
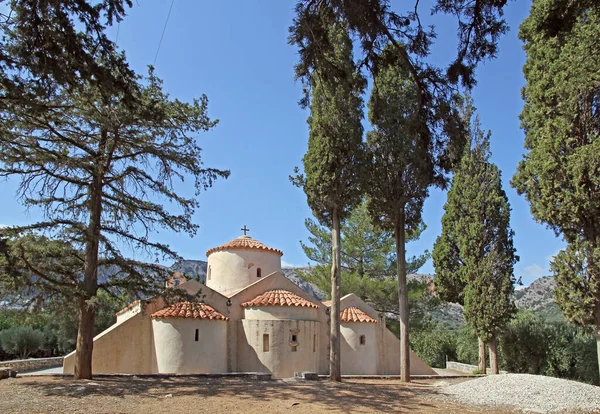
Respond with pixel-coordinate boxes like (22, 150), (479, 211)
(542, 322), (598, 385)
(411, 324), (457, 368)
(499, 312), (547, 374)
(456, 327), (479, 365)
(0, 326), (45, 358)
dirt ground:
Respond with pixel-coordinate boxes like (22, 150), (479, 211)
(0, 376), (514, 413)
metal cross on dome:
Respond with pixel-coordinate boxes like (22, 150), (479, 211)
(241, 225), (250, 236)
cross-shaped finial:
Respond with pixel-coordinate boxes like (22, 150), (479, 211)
(241, 225), (250, 236)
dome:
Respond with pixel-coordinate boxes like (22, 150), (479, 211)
(205, 233), (283, 295)
(206, 235), (283, 257)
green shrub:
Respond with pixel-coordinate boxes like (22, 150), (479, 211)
(456, 327), (479, 365)
(499, 312), (547, 374)
(0, 326), (45, 358)
(411, 324), (457, 368)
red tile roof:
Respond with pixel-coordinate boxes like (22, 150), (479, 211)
(340, 307), (378, 324)
(241, 290), (319, 309)
(206, 236), (283, 257)
(151, 302), (229, 321)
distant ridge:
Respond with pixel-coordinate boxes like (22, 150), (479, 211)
(167, 261), (564, 324)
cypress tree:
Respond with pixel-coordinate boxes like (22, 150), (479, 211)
(433, 101), (517, 374)
(291, 18), (365, 382)
(364, 46), (434, 382)
(512, 0), (600, 380)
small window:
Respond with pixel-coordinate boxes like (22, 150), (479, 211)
(263, 334), (269, 352)
(313, 334), (317, 352)
(360, 335), (366, 345)
(174, 279), (180, 287)
(257, 268), (262, 278)
(207, 266), (211, 281)
(195, 329), (199, 342)
(292, 334), (297, 342)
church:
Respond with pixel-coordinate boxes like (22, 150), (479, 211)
(63, 231), (435, 378)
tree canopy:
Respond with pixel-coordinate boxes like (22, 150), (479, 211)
(512, 0), (600, 381)
(289, 0), (503, 187)
(433, 100), (518, 372)
(0, 63), (229, 378)
(299, 200), (432, 318)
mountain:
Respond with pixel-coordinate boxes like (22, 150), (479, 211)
(167, 261), (325, 300)
(514, 276), (564, 322)
(168, 261), (564, 324)
(169, 260), (208, 283)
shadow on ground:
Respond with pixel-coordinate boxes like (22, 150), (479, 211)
(18, 376), (445, 412)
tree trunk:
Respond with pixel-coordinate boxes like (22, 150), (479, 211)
(74, 132), (106, 380)
(395, 205), (410, 382)
(477, 337), (487, 374)
(330, 208), (342, 382)
(489, 335), (498, 374)
(595, 305), (600, 385)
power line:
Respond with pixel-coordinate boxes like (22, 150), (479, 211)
(153, 0), (175, 66)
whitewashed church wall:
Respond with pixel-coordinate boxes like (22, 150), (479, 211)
(243, 306), (318, 321)
(63, 311), (154, 374)
(237, 319), (319, 378)
(206, 250), (281, 295)
(340, 323), (378, 375)
(152, 318), (227, 374)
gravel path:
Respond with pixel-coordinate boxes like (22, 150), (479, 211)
(439, 373), (600, 413)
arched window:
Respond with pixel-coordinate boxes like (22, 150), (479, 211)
(257, 268), (262, 278)
(360, 335), (366, 345)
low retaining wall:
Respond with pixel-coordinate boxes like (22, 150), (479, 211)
(446, 361), (507, 374)
(0, 357), (64, 373)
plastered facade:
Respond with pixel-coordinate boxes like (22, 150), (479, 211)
(63, 235), (436, 377)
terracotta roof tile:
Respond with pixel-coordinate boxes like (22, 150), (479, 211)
(340, 307), (378, 324)
(151, 302), (229, 321)
(206, 236), (283, 257)
(241, 290), (319, 309)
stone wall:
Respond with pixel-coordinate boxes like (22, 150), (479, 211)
(446, 361), (507, 374)
(0, 357), (64, 372)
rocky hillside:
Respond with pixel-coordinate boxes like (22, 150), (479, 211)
(168, 260), (324, 299)
(514, 276), (564, 321)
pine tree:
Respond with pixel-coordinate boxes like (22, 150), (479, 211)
(0, 1), (136, 111)
(512, 0), (600, 381)
(291, 18), (365, 382)
(299, 200), (431, 319)
(434, 102), (518, 374)
(364, 46), (436, 382)
(0, 67), (229, 379)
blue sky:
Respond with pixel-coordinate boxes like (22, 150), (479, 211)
(0, 0), (565, 285)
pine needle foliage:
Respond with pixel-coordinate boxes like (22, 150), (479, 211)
(299, 200), (431, 316)
(0, 66), (229, 378)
